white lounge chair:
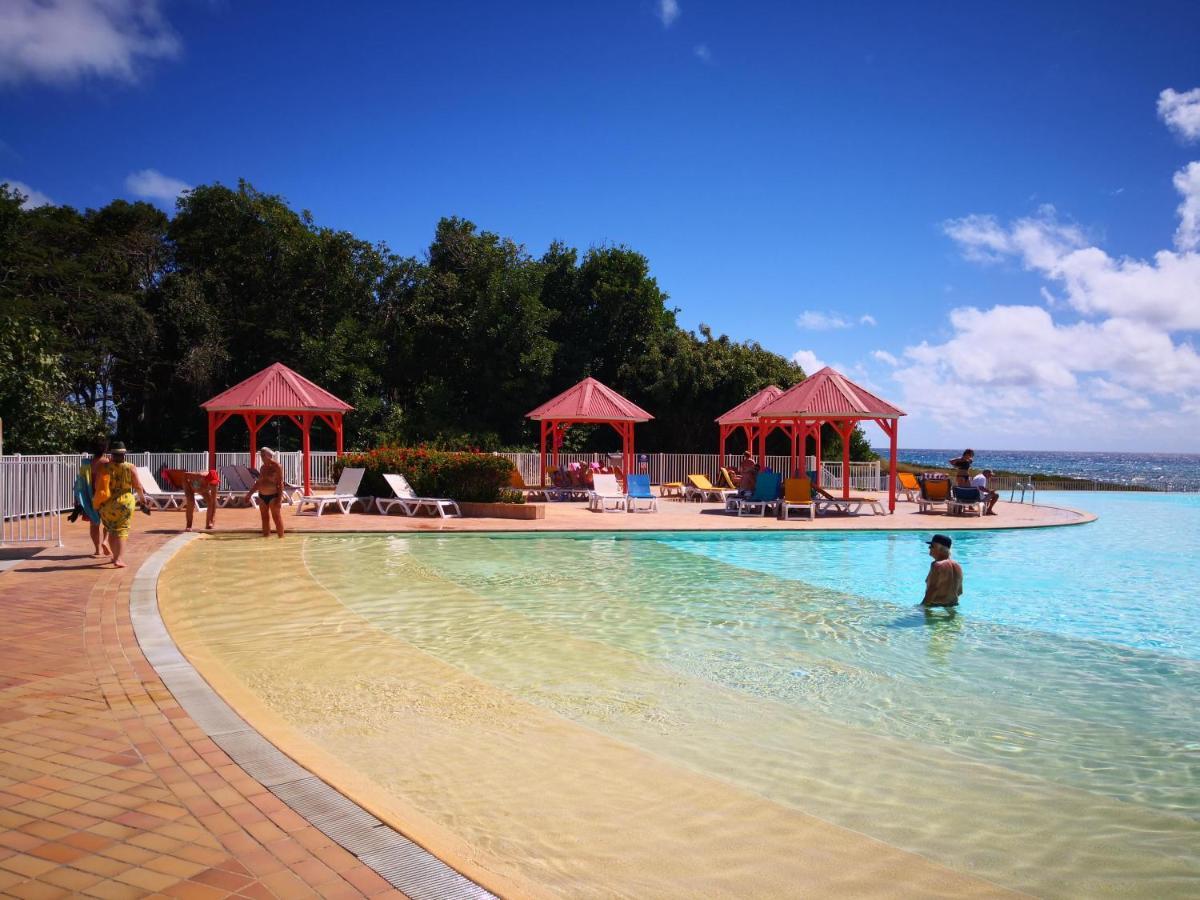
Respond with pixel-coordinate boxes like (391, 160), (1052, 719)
(134, 466), (189, 510)
(374, 473), (461, 518)
(237, 464), (303, 505)
(588, 473), (628, 512)
(294, 467), (367, 516)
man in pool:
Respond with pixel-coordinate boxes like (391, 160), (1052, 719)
(922, 534), (963, 608)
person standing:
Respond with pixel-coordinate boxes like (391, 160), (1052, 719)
(971, 469), (999, 515)
(948, 449), (975, 487)
(245, 447), (285, 539)
(96, 442), (149, 568)
(70, 438), (110, 557)
(922, 534), (963, 608)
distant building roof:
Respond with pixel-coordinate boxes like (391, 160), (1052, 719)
(715, 385), (785, 425)
(201, 362), (354, 413)
(526, 377), (653, 422)
(756, 367), (905, 419)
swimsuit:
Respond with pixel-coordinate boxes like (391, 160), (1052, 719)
(258, 492), (279, 505)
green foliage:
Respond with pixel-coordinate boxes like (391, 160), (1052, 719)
(0, 179), (880, 462)
(333, 447), (517, 503)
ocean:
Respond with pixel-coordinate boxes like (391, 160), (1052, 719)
(872, 448), (1200, 490)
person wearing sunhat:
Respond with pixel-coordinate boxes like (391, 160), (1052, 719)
(95, 441), (150, 568)
(922, 534), (962, 608)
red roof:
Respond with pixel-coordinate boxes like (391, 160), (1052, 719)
(715, 385), (784, 425)
(201, 362), (354, 413)
(526, 377), (653, 422)
(756, 367), (905, 419)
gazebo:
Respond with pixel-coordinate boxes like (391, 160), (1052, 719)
(526, 377), (653, 485)
(715, 385), (785, 463)
(201, 362), (353, 496)
(754, 366), (905, 512)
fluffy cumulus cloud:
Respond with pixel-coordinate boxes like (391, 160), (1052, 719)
(890, 92), (1200, 449)
(0, 0), (179, 86)
(1158, 87), (1200, 142)
(657, 0), (680, 28)
(125, 168), (190, 204)
(792, 349), (825, 374)
(2, 178), (53, 208)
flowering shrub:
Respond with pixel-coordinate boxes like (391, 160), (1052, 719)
(333, 447), (518, 503)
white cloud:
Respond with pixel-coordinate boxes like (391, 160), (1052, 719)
(2, 178), (53, 208)
(944, 196), (1200, 331)
(792, 350), (825, 373)
(0, 0), (179, 86)
(796, 311), (852, 330)
(872, 350), (898, 366)
(125, 168), (190, 204)
(657, 0), (680, 27)
(859, 314), (877, 326)
(693, 43), (711, 63)
(1158, 87), (1200, 142)
(1173, 161), (1200, 252)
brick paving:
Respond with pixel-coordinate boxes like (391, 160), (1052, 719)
(0, 523), (405, 899)
(0, 496), (1089, 898)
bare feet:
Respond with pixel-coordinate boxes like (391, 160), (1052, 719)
(113, 560), (127, 568)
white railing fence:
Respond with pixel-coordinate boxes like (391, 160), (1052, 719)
(0, 456), (67, 546)
(497, 452), (882, 490)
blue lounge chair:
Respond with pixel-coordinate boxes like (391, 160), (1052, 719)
(735, 471), (782, 517)
(625, 474), (658, 513)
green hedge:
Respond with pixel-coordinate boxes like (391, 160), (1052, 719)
(333, 447), (518, 503)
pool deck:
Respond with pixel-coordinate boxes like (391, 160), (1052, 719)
(0, 497), (1089, 898)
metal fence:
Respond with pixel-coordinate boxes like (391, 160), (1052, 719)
(0, 455), (66, 546)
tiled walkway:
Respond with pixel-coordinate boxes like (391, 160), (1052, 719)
(0, 526), (404, 899)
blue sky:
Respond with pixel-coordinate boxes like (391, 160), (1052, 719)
(2, 1), (1199, 451)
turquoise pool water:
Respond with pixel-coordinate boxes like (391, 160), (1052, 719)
(169, 492), (1200, 896)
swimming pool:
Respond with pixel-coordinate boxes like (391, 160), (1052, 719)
(159, 493), (1200, 897)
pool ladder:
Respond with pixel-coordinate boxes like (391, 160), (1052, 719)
(1009, 479), (1036, 504)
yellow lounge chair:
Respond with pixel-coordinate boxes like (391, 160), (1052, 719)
(779, 477), (815, 520)
(719, 467), (739, 490)
(917, 475), (951, 513)
(684, 474), (736, 502)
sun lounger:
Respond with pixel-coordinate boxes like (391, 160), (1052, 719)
(216, 466), (256, 507)
(508, 469), (548, 501)
(804, 470), (885, 515)
(294, 467), (367, 516)
(896, 471), (920, 502)
(684, 474), (736, 502)
(949, 486), (986, 517)
(719, 467), (739, 491)
(778, 477), (815, 520)
(917, 474), (952, 513)
(134, 466), (189, 510)
(734, 471), (781, 516)
(659, 481), (684, 499)
(375, 473), (461, 518)
(588, 473), (628, 513)
(625, 474), (658, 513)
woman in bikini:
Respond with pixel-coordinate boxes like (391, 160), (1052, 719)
(244, 447), (286, 538)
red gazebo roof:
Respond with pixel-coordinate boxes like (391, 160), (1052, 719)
(526, 377), (652, 422)
(756, 367), (905, 419)
(715, 385), (784, 425)
(201, 362), (353, 413)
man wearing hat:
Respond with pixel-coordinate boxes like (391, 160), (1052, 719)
(922, 534), (963, 608)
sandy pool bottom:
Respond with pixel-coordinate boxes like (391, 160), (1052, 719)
(158, 534), (1197, 898)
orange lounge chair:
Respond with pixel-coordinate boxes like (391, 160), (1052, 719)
(896, 471), (920, 502)
(779, 477), (815, 520)
(917, 475), (951, 513)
